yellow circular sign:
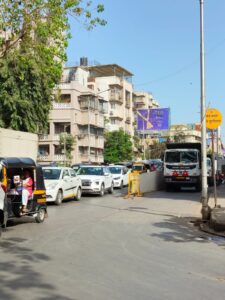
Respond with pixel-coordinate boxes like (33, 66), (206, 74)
(206, 108), (222, 129)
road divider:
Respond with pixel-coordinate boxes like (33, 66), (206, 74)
(125, 171), (164, 198)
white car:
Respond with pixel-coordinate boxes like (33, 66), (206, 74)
(77, 165), (114, 196)
(109, 165), (130, 188)
(43, 167), (82, 205)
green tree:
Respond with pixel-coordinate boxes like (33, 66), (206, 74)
(146, 141), (166, 159)
(104, 129), (133, 163)
(59, 133), (76, 165)
(0, 0), (106, 132)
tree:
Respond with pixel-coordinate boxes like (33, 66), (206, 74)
(59, 133), (76, 165)
(0, 0), (106, 132)
(104, 129), (133, 163)
(147, 141), (166, 159)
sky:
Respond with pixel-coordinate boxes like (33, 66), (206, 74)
(66, 0), (225, 139)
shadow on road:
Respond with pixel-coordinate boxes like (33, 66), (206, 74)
(142, 189), (202, 202)
(151, 216), (225, 246)
(0, 237), (75, 300)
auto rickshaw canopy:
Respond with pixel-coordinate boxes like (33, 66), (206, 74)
(0, 157), (36, 168)
(0, 157), (45, 190)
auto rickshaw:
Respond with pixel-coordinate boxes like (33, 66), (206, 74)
(0, 157), (47, 234)
(132, 162), (149, 174)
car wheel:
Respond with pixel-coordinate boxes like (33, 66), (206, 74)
(75, 187), (82, 201)
(120, 180), (123, 189)
(108, 182), (114, 194)
(100, 184), (105, 197)
(55, 190), (63, 205)
(35, 208), (45, 223)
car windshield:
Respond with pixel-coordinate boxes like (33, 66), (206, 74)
(43, 168), (61, 180)
(133, 165), (143, 170)
(77, 167), (104, 176)
(109, 167), (122, 174)
(165, 151), (198, 163)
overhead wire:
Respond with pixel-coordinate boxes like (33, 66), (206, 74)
(134, 36), (225, 87)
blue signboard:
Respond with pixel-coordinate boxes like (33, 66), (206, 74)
(137, 108), (170, 131)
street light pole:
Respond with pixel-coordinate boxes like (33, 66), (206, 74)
(200, 0), (209, 219)
(88, 96), (91, 163)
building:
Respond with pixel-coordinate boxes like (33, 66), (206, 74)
(132, 92), (160, 158)
(38, 59), (159, 165)
(133, 91), (159, 110)
(161, 124), (202, 143)
(38, 66), (107, 165)
(86, 63), (134, 136)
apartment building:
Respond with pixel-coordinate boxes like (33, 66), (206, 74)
(86, 64), (134, 136)
(38, 67), (107, 165)
(162, 124), (202, 143)
(133, 91), (159, 110)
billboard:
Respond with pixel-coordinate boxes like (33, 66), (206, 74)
(137, 108), (170, 132)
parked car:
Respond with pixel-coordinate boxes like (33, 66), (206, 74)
(149, 159), (163, 171)
(43, 167), (82, 205)
(109, 165), (130, 188)
(77, 165), (114, 196)
(71, 164), (82, 174)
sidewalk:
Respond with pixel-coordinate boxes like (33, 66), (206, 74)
(199, 184), (225, 235)
(208, 184), (225, 208)
(121, 184), (225, 222)
(123, 189), (202, 219)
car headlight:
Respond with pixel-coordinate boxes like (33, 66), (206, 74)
(47, 183), (58, 189)
(94, 181), (100, 185)
(114, 177), (121, 180)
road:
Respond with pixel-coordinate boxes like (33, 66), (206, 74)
(1, 188), (225, 300)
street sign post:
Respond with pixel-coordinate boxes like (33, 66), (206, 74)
(206, 108), (223, 207)
(206, 108), (222, 130)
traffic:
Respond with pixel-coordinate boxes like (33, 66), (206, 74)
(0, 155), (224, 237)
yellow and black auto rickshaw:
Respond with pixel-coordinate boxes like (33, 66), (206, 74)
(0, 157), (47, 232)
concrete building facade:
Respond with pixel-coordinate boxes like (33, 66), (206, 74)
(86, 64), (134, 136)
(133, 91), (159, 111)
(38, 67), (107, 165)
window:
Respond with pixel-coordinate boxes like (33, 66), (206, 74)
(54, 123), (70, 135)
(70, 169), (76, 177)
(62, 169), (69, 178)
(43, 168), (61, 180)
(54, 145), (63, 155)
(77, 167), (104, 176)
(38, 145), (49, 156)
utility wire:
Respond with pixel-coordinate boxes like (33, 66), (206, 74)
(134, 36), (225, 87)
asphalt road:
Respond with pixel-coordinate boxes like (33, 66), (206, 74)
(1, 188), (225, 300)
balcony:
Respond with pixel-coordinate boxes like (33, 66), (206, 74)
(78, 134), (104, 149)
(79, 112), (104, 128)
(53, 155), (65, 161)
(37, 155), (51, 162)
(39, 134), (49, 141)
(125, 101), (131, 109)
(125, 117), (131, 124)
(109, 110), (123, 120)
(109, 92), (123, 103)
(134, 97), (145, 105)
(53, 102), (72, 109)
(79, 153), (104, 163)
(105, 124), (121, 132)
